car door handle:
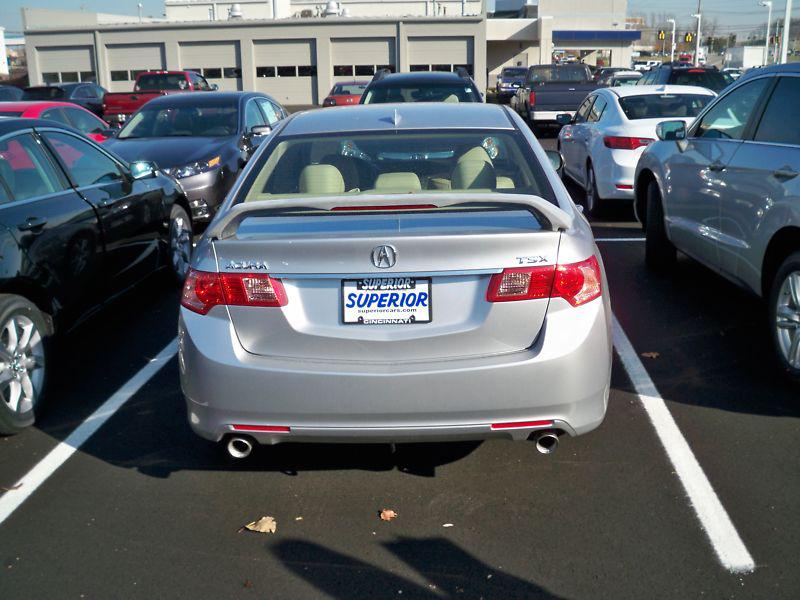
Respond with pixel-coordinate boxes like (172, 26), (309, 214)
(17, 217), (47, 232)
(708, 161), (726, 172)
(773, 167), (799, 181)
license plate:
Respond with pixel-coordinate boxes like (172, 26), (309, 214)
(342, 277), (432, 325)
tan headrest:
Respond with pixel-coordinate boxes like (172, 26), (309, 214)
(374, 172), (422, 193)
(451, 160), (495, 190)
(443, 94), (460, 103)
(458, 146), (492, 164)
(298, 164), (345, 194)
(496, 176), (515, 189)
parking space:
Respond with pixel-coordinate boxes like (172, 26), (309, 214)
(0, 129), (798, 600)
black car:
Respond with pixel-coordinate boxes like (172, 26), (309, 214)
(22, 83), (107, 117)
(360, 70), (483, 104)
(636, 64), (734, 93)
(0, 118), (192, 433)
(0, 85), (23, 101)
(104, 92), (287, 225)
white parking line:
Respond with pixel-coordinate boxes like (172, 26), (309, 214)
(612, 315), (755, 574)
(594, 237), (645, 242)
(0, 338), (177, 526)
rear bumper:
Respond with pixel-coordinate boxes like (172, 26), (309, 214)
(178, 297), (612, 445)
(532, 110), (574, 122)
(594, 148), (641, 200)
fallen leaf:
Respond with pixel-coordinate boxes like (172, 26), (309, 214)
(294, 516), (303, 521)
(243, 579), (254, 589)
(640, 352), (660, 359)
(442, 523), (454, 528)
(239, 516), (277, 534)
(379, 508), (398, 521)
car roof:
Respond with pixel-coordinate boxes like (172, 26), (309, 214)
(143, 92), (269, 107)
(606, 84), (716, 98)
(282, 103), (514, 135)
(0, 101), (88, 112)
(370, 72), (471, 86)
(738, 62), (800, 81)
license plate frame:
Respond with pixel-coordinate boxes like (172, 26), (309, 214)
(341, 277), (433, 325)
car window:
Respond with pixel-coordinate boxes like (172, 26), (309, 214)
(74, 86), (92, 99)
(40, 108), (71, 126)
(574, 96), (595, 123)
(244, 100), (267, 130)
(0, 133), (66, 202)
(256, 98), (280, 126)
(135, 73), (189, 91)
(618, 94), (712, 120)
(587, 96), (607, 122)
(669, 70), (730, 93)
(64, 108), (106, 134)
(118, 104), (239, 138)
(695, 78), (770, 140)
(754, 76), (800, 146)
(362, 83), (479, 103)
(191, 73), (212, 91)
(42, 131), (123, 187)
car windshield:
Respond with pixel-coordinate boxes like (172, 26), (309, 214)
(618, 94), (712, 119)
(240, 130), (554, 203)
(362, 84), (478, 103)
(117, 104), (239, 138)
(333, 84), (367, 95)
(501, 68), (527, 78)
(611, 76), (642, 87)
(23, 87), (65, 100)
(668, 70), (731, 92)
(528, 65), (590, 83)
(134, 74), (189, 91)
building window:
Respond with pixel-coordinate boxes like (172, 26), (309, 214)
(42, 72), (60, 83)
(354, 65), (375, 76)
(204, 68), (222, 78)
(223, 67), (242, 78)
(59, 72), (79, 82)
(80, 71), (96, 82)
(333, 65), (354, 76)
(256, 66), (276, 77)
(410, 65), (430, 72)
(431, 64), (451, 72)
(297, 65), (317, 77)
(276, 66), (296, 77)
(110, 70), (129, 81)
(130, 70), (147, 80)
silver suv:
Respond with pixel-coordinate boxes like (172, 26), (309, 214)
(635, 64), (800, 379)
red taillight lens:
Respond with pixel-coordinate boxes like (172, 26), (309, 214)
(181, 269), (287, 314)
(486, 256), (602, 307)
(529, 91), (536, 106)
(603, 136), (654, 150)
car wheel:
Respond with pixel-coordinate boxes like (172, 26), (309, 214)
(644, 180), (677, 271)
(769, 252), (800, 381)
(0, 295), (49, 435)
(584, 163), (602, 216)
(168, 204), (193, 286)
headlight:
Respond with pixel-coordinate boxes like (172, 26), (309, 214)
(165, 156), (221, 179)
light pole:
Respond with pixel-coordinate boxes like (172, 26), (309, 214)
(692, 12), (702, 65)
(780, 0), (792, 63)
(667, 18), (676, 62)
(759, 1), (773, 66)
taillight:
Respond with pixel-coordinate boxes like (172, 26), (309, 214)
(181, 269), (287, 314)
(529, 91), (536, 106)
(603, 136), (653, 150)
(486, 256), (602, 307)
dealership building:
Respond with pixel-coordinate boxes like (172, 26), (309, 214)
(22, 0), (638, 106)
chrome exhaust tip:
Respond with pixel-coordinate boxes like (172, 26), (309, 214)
(534, 431), (559, 455)
(227, 436), (254, 459)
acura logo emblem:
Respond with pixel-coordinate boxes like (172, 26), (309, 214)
(371, 245), (397, 268)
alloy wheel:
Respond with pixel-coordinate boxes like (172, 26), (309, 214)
(170, 213), (193, 280)
(775, 271), (800, 368)
(0, 314), (45, 414)
(585, 166), (596, 213)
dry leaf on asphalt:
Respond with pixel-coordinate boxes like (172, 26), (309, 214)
(640, 352), (660, 359)
(442, 523), (454, 528)
(239, 516), (277, 534)
(379, 508), (398, 521)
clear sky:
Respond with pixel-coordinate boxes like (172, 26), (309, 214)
(2, 1), (164, 33)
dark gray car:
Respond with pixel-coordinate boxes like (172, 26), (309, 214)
(105, 92), (287, 225)
(635, 63), (800, 379)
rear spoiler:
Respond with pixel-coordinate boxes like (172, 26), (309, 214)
(207, 193), (573, 240)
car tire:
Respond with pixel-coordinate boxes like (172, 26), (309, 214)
(584, 163), (602, 216)
(167, 203), (193, 286)
(644, 180), (677, 271)
(768, 252), (800, 382)
(0, 295), (50, 435)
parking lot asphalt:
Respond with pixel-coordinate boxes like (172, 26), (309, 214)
(0, 130), (798, 600)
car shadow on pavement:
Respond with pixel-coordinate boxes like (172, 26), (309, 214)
(271, 537), (564, 599)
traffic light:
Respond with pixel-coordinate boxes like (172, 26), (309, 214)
(658, 30), (666, 40)
(685, 32), (694, 43)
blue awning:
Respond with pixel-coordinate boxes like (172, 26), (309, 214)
(553, 30), (642, 43)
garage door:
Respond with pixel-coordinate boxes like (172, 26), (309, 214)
(180, 41), (242, 91)
(37, 46), (96, 85)
(106, 43), (166, 92)
(253, 40), (316, 106)
(331, 38), (396, 83)
(408, 37), (474, 74)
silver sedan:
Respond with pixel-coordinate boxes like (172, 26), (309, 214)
(178, 103), (612, 458)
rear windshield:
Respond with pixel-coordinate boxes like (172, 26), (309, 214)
(134, 74), (189, 91)
(501, 68), (527, 78)
(618, 94), (712, 119)
(240, 129), (555, 203)
(333, 84), (367, 95)
(667, 70), (731, 92)
(23, 87), (64, 100)
(527, 65), (590, 83)
(362, 84), (478, 103)
(117, 104), (238, 138)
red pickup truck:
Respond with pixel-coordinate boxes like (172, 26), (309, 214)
(102, 70), (217, 126)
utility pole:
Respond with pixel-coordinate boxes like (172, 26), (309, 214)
(692, 0), (702, 66)
(668, 18), (677, 62)
(780, 0), (792, 63)
(759, 1), (773, 66)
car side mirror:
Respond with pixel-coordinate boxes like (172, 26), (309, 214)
(545, 149), (564, 172)
(129, 160), (157, 180)
(210, 83), (219, 91)
(556, 114), (573, 126)
(656, 120), (687, 141)
(100, 128), (118, 139)
(250, 125), (272, 137)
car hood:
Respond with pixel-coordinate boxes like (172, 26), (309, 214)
(104, 136), (234, 168)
